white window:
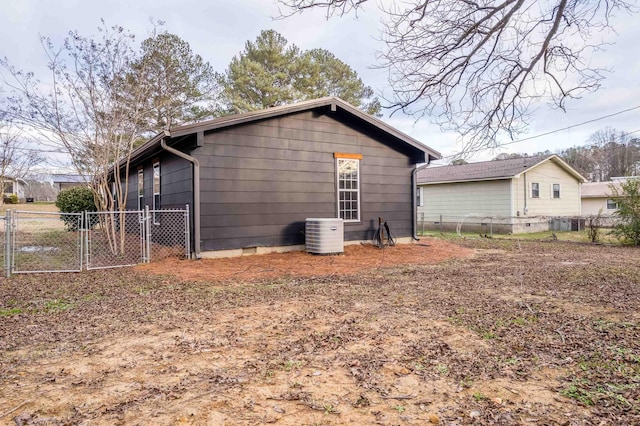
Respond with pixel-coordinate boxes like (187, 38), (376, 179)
(153, 162), (160, 224)
(552, 183), (561, 199)
(137, 169), (144, 210)
(112, 181), (118, 209)
(417, 186), (424, 207)
(606, 199), (617, 210)
(531, 182), (540, 198)
(336, 158), (360, 222)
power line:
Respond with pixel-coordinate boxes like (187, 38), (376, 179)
(443, 104), (640, 160)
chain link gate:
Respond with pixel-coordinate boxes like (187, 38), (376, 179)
(147, 208), (191, 262)
(2, 206), (190, 276)
(85, 210), (147, 270)
(86, 207), (190, 270)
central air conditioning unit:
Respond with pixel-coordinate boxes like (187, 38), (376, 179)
(305, 218), (344, 254)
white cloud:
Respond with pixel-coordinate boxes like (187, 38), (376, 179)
(2, 0), (639, 164)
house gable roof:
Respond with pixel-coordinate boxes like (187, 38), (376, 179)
(130, 97), (441, 164)
(417, 154), (586, 185)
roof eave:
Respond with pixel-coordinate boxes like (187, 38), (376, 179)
(418, 176), (513, 185)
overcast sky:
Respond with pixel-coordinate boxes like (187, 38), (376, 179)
(2, 0), (639, 168)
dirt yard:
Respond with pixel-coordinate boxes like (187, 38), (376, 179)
(1, 237), (639, 425)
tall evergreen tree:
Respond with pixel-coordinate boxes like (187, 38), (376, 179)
(132, 31), (218, 132)
(216, 30), (380, 115)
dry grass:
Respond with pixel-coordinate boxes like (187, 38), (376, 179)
(1, 238), (639, 425)
(0, 202), (58, 214)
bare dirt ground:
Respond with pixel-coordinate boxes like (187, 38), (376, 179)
(1, 237), (639, 425)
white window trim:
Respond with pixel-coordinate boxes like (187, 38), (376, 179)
(551, 183), (561, 199)
(111, 181), (118, 209)
(137, 169), (144, 210)
(336, 158), (360, 222)
(152, 162), (160, 225)
(530, 182), (540, 198)
(417, 186), (424, 207)
(606, 199), (617, 210)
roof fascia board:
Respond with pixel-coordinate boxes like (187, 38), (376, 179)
(419, 176), (513, 185)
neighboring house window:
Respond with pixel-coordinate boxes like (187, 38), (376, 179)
(153, 162), (160, 224)
(531, 182), (540, 198)
(137, 169), (144, 210)
(552, 183), (561, 199)
(336, 157), (360, 222)
(606, 199), (618, 210)
(417, 186), (424, 207)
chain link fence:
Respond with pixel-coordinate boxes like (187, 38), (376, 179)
(1, 215), (6, 276)
(11, 211), (83, 273)
(417, 213), (622, 237)
(2, 207), (190, 276)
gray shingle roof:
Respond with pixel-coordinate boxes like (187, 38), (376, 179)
(581, 182), (622, 198)
(417, 154), (584, 184)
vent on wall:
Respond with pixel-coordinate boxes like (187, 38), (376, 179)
(305, 218), (344, 254)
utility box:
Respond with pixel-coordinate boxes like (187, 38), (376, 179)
(305, 218), (344, 254)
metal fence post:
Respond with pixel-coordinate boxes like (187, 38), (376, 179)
(5, 210), (11, 278)
(79, 211), (84, 271)
(144, 206), (151, 263)
(10, 210), (15, 275)
(439, 214), (443, 233)
(185, 204), (191, 259)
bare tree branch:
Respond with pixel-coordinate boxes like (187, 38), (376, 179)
(276, 0), (636, 155)
(0, 116), (42, 204)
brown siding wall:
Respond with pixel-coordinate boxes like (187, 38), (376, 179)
(195, 110), (416, 251)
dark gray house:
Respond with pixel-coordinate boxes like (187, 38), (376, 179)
(118, 97), (441, 257)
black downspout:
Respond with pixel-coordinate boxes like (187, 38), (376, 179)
(160, 133), (201, 259)
(523, 172), (527, 216)
(412, 160), (431, 241)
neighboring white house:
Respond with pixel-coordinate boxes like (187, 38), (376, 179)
(417, 155), (585, 233)
(2, 176), (27, 201)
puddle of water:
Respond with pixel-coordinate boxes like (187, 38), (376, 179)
(19, 246), (60, 253)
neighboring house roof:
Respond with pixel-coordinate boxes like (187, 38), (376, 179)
(581, 181), (623, 198)
(417, 154), (585, 185)
(51, 174), (88, 184)
(128, 97), (441, 165)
